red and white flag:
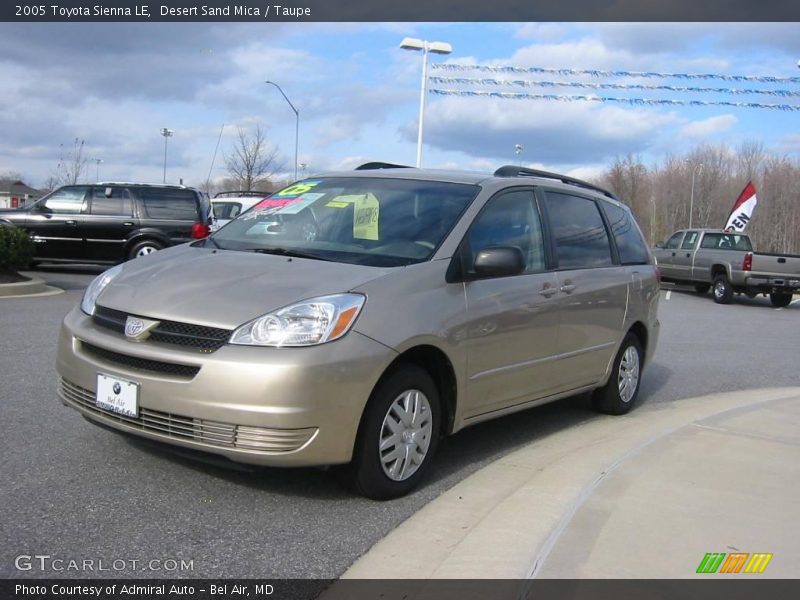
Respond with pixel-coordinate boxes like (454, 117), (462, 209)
(724, 181), (758, 232)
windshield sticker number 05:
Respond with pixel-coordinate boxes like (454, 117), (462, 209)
(274, 180), (321, 198)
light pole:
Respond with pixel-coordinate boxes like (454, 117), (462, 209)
(265, 81), (299, 181)
(689, 162), (703, 229)
(400, 37), (453, 168)
(91, 158), (103, 181)
(160, 128), (174, 184)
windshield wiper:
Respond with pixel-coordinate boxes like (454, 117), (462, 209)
(250, 247), (330, 262)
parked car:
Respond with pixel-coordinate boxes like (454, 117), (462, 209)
(653, 228), (800, 306)
(0, 183), (213, 264)
(56, 165), (660, 499)
(210, 191), (268, 229)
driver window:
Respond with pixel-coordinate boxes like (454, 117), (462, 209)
(665, 232), (684, 249)
(467, 190), (545, 273)
(42, 186), (89, 214)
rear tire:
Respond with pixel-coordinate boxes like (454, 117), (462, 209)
(694, 283), (710, 295)
(712, 274), (733, 304)
(770, 292), (793, 308)
(593, 333), (643, 416)
(127, 240), (163, 261)
(348, 365), (440, 500)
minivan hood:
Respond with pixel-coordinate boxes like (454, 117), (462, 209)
(96, 244), (394, 329)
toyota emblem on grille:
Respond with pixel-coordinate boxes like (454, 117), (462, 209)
(124, 316), (160, 341)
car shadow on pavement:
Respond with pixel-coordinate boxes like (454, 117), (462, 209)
(117, 368), (673, 502)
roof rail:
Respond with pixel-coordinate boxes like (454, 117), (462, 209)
(493, 165), (617, 200)
(355, 162), (413, 171)
(213, 191), (270, 198)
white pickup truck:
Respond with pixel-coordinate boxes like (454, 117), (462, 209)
(653, 229), (800, 307)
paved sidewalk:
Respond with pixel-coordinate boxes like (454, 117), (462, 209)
(343, 388), (800, 579)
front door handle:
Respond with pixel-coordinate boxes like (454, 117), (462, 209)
(686, 253), (691, 258)
(560, 283), (576, 294)
(539, 286), (557, 298)
(65, 220), (77, 225)
(122, 222), (135, 227)
(671, 252), (676, 257)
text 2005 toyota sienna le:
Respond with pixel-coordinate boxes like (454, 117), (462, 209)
(57, 164), (660, 499)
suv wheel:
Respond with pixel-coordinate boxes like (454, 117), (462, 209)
(128, 240), (163, 260)
(349, 365), (440, 500)
(593, 333), (643, 415)
(769, 292), (793, 308)
(712, 274), (733, 304)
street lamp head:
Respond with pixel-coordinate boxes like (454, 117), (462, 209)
(160, 128), (174, 137)
(400, 37), (452, 55)
(400, 37), (425, 51)
(514, 144), (524, 155)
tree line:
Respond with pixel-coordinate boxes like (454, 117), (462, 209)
(596, 141), (800, 254)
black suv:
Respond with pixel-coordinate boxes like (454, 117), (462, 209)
(0, 183), (212, 264)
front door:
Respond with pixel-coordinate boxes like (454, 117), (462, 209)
(653, 231), (686, 280)
(83, 186), (137, 262)
(26, 186), (90, 260)
(461, 189), (562, 418)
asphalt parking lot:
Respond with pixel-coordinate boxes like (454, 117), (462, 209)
(1, 267), (798, 579)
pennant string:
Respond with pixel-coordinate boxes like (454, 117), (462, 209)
(428, 89), (800, 111)
(428, 76), (800, 98)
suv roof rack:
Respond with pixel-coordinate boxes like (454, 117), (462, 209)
(355, 162), (413, 171)
(213, 191), (269, 198)
(493, 165), (617, 200)
(95, 181), (192, 189)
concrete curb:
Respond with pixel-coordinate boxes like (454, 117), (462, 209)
(0, 276), (63, 298)
(342, 387), (800, 580)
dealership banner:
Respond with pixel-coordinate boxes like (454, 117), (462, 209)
(724, 181), (758, 232)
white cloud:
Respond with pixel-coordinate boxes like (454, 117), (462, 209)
(679, 115), (737, 139)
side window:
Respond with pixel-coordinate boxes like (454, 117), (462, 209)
(665, 232), (684, 249)
(544, 192), (613, 269)
(681, 231), (699, 250)
(603, 202), (649, 265)
(89, 187), (133, 216)
(41, 186), (89, 214)
(139, 189), (199, 220)
(701, 233), (721, 249)
(467, 190), (545, 273)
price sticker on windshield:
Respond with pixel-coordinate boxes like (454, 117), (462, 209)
(273, 180), (321, 198)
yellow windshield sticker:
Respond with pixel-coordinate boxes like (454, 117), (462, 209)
(274, 180), (321, 198)
(353, 193), (379, 240)
(325, 200), (351, 208)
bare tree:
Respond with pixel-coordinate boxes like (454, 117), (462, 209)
(55, 138), (88, 185)
(224, 125), (282, 192)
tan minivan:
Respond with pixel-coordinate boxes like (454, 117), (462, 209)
(56, 165), (660, 499)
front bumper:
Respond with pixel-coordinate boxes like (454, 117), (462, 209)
(56, 306), (396, 467)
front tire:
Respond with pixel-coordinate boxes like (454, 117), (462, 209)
(593, 334), (643, 415)
(349, 365), (440, 500)
(712, 274), (733, 304)
(770, 292), (793, 308)
(127, 240), (163, 261)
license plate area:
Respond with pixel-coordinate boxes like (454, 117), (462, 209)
(96, 373), (139, 418)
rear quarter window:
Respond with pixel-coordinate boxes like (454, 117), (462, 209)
(603, 202), (649, 264)
(544, 191), (613, 269)
(138, 188), (199, 221)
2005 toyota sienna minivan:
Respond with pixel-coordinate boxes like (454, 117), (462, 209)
(56, 164), (660, 499)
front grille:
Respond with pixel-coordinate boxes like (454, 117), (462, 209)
(59, 378), (317, 453)
(93, 306), (231, 352)
(81, 342), (200, 378)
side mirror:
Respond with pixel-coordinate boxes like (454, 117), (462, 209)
(472, 246), (526, 279)
(654, 242), (665, 249)
(33, 203), (51, 213)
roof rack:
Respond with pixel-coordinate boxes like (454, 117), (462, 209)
(493, 165), (617, 200)
(213, 191), (269, 198)
(355, 162), (413, 171)
(95, 181), (191, 189)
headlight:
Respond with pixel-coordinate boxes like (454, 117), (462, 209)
(230, 293), (366, 347)
(80, 264), (124, 316)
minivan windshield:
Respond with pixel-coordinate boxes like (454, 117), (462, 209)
(209, 177), (479, 267)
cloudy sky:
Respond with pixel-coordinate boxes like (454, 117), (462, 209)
(0, 22), (798, 188)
